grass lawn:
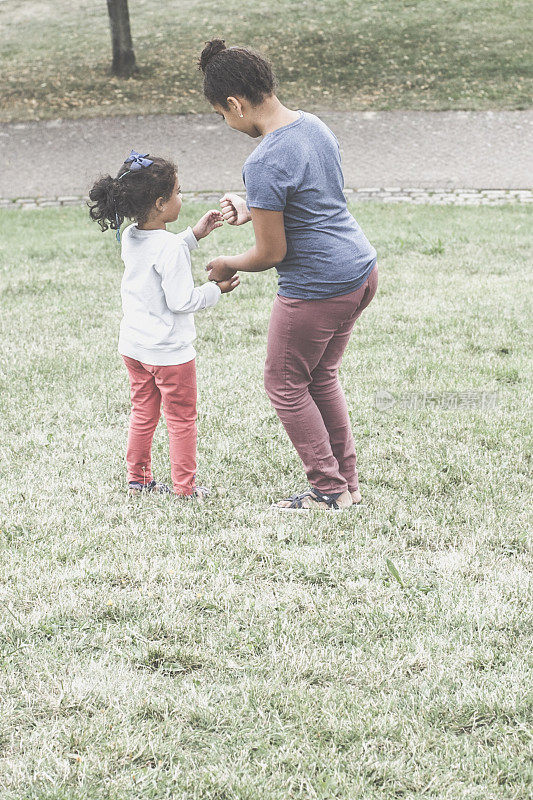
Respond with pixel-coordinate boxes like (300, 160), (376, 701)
(0, 0), (531, 123)
(0, 202), (532, 799)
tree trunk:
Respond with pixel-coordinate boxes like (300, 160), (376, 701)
(106, 0), (137, 77)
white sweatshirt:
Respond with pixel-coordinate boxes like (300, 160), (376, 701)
(117, 224), (221, 366)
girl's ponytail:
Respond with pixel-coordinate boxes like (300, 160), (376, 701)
(88, 156), (177, 235)
(88, 175), (123, 234)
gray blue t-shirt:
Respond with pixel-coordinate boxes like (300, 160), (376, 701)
(242, 111), (377, 300)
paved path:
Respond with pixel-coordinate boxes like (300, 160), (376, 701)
(3, 188), (531, 211)
(1, 111), (532, 201)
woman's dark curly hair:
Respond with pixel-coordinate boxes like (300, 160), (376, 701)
(88, 156), (177, 232)
(198, 39), (276, 108)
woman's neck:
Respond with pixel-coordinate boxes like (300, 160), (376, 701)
(254, 96), (300, 137)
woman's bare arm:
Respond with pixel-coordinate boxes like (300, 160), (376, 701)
(207, 208), (287, 281)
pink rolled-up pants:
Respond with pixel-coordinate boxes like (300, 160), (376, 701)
(264, 264), (378, 495)
(122, 356), (197, 495)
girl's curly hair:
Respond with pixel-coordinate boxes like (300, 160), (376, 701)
(88, 156), (177, 231)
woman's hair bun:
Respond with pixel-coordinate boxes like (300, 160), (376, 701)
(198, 39), (227, 73)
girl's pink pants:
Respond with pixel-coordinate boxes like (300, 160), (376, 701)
(122, 356), (197, 495)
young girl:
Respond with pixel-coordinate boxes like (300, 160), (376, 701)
(199, 41), (378, 512)
(88, 150), (239, 499)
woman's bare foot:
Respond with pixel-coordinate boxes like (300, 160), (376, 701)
(351, 489), (362, 504)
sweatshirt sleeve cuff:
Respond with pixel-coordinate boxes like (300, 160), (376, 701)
(203, 281), (222, 307)
(182, 226), (199, 251)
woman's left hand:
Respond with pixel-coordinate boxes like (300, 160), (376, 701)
(206, 256), (237, 283)
(193, 210), (224, 241)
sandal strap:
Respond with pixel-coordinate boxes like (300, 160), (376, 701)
(282, 491), (315, 509)
(310, 488), (342, 509)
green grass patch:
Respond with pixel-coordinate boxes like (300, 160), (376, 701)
(0, 0), (531, 122)
(0, 203), (532, 798)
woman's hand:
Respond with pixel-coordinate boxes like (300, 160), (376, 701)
(217, 275), (240, 294)
(220, 193), (252, 226)
(192, 209), (224, 241)
(206, 256), (237, 283)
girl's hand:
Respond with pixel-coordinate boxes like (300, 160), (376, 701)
(206, 256), (237, 283)
(218, 275), (240, 294)
(192, 210), (223, 241)
(220, 193), (252, 226)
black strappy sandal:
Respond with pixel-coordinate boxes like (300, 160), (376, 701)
(272, 487), (350, 512)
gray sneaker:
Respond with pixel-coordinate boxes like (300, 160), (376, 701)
(128, 480), (171, 496)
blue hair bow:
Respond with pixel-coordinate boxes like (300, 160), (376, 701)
(124, 150), (154, 171)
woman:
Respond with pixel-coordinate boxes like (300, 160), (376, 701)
(199, 40), (378, 511)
